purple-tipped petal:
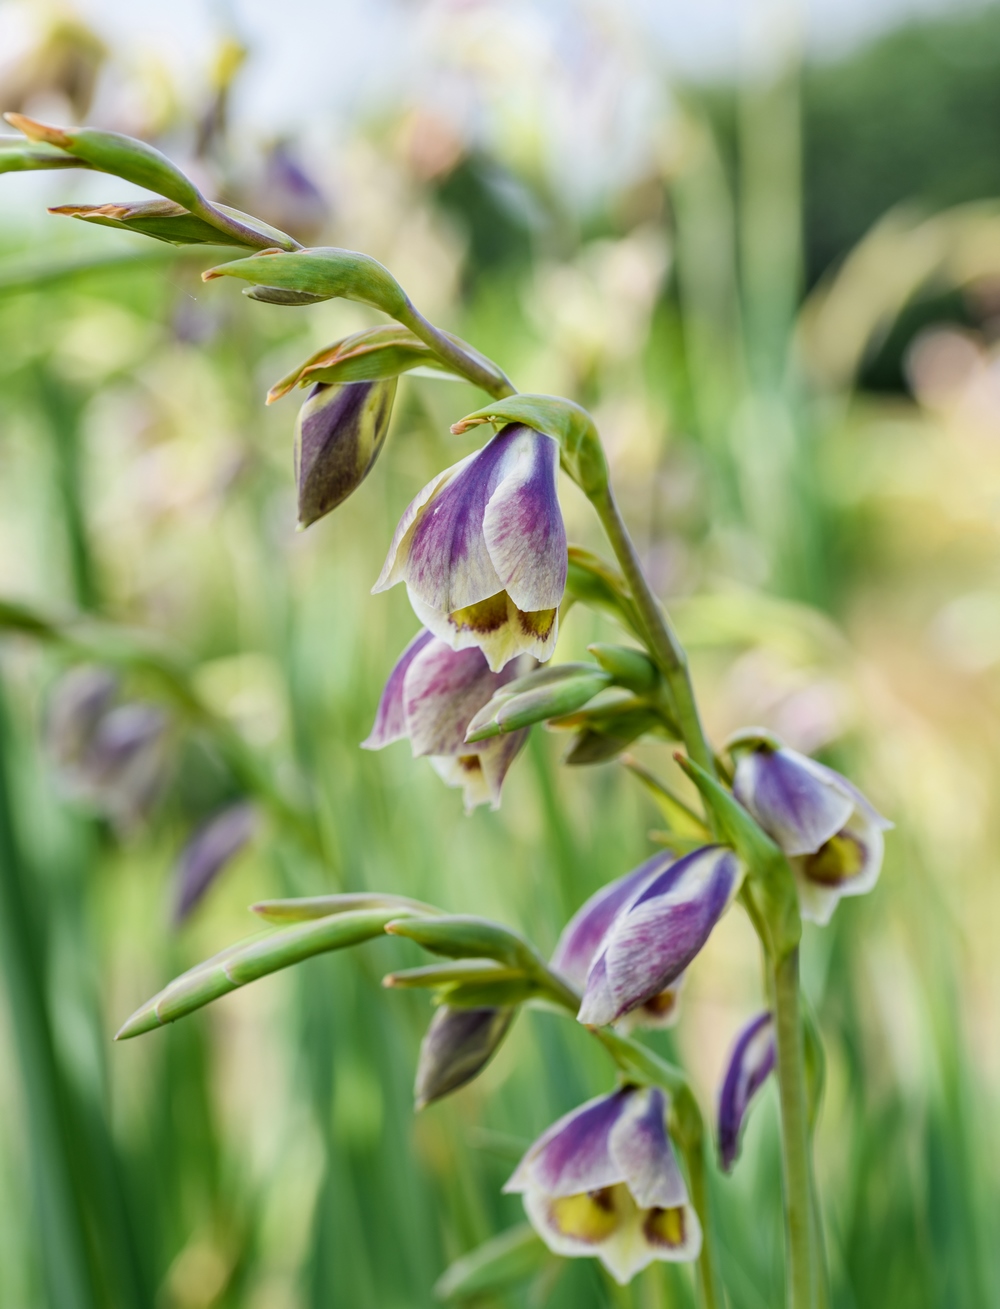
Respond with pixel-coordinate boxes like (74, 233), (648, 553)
(361, 628), (435, 749)
(505, 1090), (630, 1198)
(552, 854), (673, 990)
(733, 747), (853, 857)
(481, 427), (566, 612)
(718, 1012), (776, 1172)
(609, 1086), (688, 1210)
(174, 802), (257, 923)
(579, 846), (741, 1027)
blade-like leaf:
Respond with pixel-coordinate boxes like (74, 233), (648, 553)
(434, 1225), (550, 1302)
(451, 395), (607, 494)
(385, 916), (538, 970)
(115, 907), (401, 1039)
(622, 756), (710, 839)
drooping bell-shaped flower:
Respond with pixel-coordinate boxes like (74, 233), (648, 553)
(173, 802), (257, 923)
(362, 628), (529, 810)
(505, 1085), (701, 1284)
(414, 1005), (514, 1110)
(578, 846), (742, 1028)
(552, 855), (687, 1032)
(717, 1012), (776, 1172)
(373, 423), (567, 672)
(730, 730), (892, 925)
(295, 378), (397, 527)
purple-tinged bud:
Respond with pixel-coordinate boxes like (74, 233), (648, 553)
(45, 665), (118, 771)
(373, 423), (567, 672)
(717, 1012), (776, 1172)
(295, 378), (397, 527)
(578, 846), (742, 1029)
(504, 1085), (701, 1283)
(362, 628), (529, 811)
(414, 1005), (514, 1110)
(730, 729), (892, 925)
(173, 802), (257, 924)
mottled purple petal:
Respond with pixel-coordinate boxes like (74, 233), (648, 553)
(505, 1090), (631, 1198)
(718, 1012), (776, 1172)
(372, 457), (471, 594)
(579, 847), (740, 1026)
(361, 628), (435, 749)
(552, 853), (674, 989)
(174, 802), (257, 923)
(482, 427), (566, 612)
(733, 748), (853, 856)
(402, 640), (500, 757)
(609, 1086), (688, 1209)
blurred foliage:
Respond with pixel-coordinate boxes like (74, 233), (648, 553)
(1, 4), (1000, 1309)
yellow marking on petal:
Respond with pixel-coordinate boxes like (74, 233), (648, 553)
(516, 606), (557, 640)
(804, 830), (865, 886)
(455, 754), (484, 776)
(642, 988), (680, 1022)
(548, 1186), (624, 1244)
(643, 1205), (686, 1249)
(449, 592), (509, 635)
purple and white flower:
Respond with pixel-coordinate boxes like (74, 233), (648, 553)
(362, 628), (529, 810)
(552, 856), (687, 1032)
(730, 731), (892, 925)
(577, 846), (742, 1028)
(372, 423), (567, 672)
(295, 378), (397, 527)
(505, 1085), (701, 1283)
(717, 1012), (776, 1172)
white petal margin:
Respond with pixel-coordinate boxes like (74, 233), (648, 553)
(409, 589), (558, 673)
(733, 748), (855, 857)
(793, 805), (886, 926)
(371, 457), (473, 595)
(481, 429), (566, 612)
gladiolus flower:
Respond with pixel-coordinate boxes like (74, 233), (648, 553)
(362, 628), (529, 810)
(373, 423), (567, 671)
(505, 1086), (701, 1283)
(414, 1005), (514, 1110)
(730, 731), (891, 925)
(295, 378), (396, 527)
(717, 1012), (776, 1172)
(577, 847), (741, 1028)
(552, 856), (687, 1032)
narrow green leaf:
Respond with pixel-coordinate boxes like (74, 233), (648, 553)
(434, 1224), (550, 1301)
(252, 892), (437, 922)
(451, 394), (608, 494)
(385, 916), (538, 970)
(204, 246), (409, 317)
(115, 908), (399, 1039)
(622, 756), (710, 838)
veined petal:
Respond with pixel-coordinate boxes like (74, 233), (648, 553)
(552, 854), (672, 990)
(733, 747), (854, 856)
(615, 973), (686, 1035)
(402, 639), (504, 757)
(371, 455), (473, 594)
(794, 804), (885, 925)
(361, 628), (435, 749)
(476, 729), (529, 808)
(609, 1086), (688, 1210)
(504, 1090), (630, 1198)
(410, 589), (559, 673)
(579, 846), (740, 1027)
(482, 427), (566, 612)
(718, 1011), (776, 1172)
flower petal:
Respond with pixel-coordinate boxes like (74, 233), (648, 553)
(482, 426), (566, 612)
(476, 729), (529, 808)
(402, 639), (502, 757)
(795, 805), (885, 925)
(552, 853), (673, 990)
(614, 972), (686, 1034)
(410, 589), (558, 672)
(504, 1090), (630, 1198)
(733, 748), (854, 857)
(371, 455), (473, 594)
(718, 1012), (776, 1172)
(360, 628), (435, 749)
(609, 1086), (688, 1210)
(579, 846), (740, 1026)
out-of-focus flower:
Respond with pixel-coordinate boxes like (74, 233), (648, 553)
(373, 423), (566, 671)
(46, 666), (171, 831)
(730, 730), (891, 926)
(362, 628), (529, 810)
(255, 140), (329, 244)
(717, 1012), (776, 1173)
(173, 802), (257, 924)
(414, 1005), (514, 1110)
(578, 847), (741, 1028)
(504, 1086), (701, 1283)
(552, 857), (686, 1032)
(295, 379), (397, 527)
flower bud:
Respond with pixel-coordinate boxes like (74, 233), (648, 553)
(717, 1012), (776, 1172)
(414, 1005), (514, 1110)
(295, 378), (397, 526)
(173, 802), (257, 923)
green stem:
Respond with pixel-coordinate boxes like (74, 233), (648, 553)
(590, 485), (716, 783)
(398, 303), (517, 399)
(772, 947), (814, 1309)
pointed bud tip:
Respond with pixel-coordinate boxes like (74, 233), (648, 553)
(114, 1009), (162, 1040)
(4, 112), (72, 148)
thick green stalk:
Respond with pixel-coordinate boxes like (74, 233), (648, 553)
(772, 947), (814, 1309)
(397, 303), (516, 399)
(589, 486), (716, 783)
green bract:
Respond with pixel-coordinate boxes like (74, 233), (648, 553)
(267, 325), (455, 402)
(203, 246), (410, 316)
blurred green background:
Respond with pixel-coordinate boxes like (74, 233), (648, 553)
(1, 2), (1000, 1306)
